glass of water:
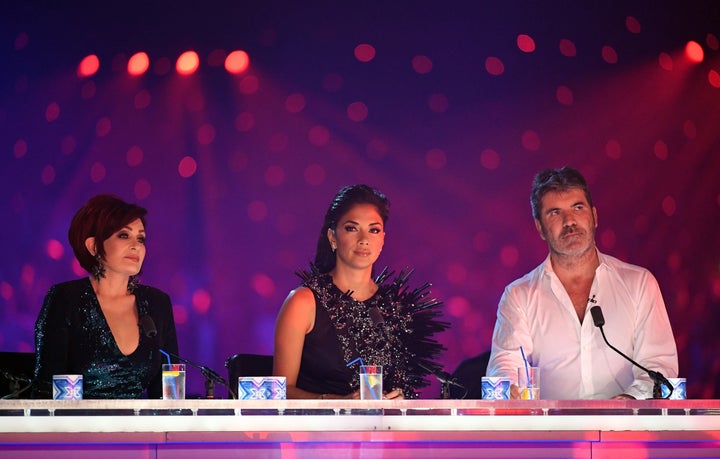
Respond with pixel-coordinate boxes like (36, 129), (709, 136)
(162, 363), (186, 400)
(359, 365), (383, 400)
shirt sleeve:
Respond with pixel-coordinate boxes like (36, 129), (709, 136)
(487, 284), (530, 385)
(622, 270), (679, 399)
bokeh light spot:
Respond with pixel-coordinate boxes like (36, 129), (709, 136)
(500, 245), (519, 267)
(412, 55), (433, 74)
(134, 179), (151, 200)
(208, 49), (226, 67)
(708, 70), (720, 88)
(225, 50), (250, 74)
(285, 93), (306, 113)
(176, 50), (200, 75)
(46, 239), (64, 260)
(45, 102), (60, 122)
(685, 41), (704, 63)
(308, 125), (330, 146)
(90, 162), (106, 183)
(556, 85), (574, 106)
(662, 195), (676, 216)
(21, 264), (35, 287)
(485, 56), (505, 76)
(428, 93), (449, 113)
(347, 101), (369, 121)
(197, 123), (216, 145)
(264, 165), (286, 187)
(153, 57), (171, 75)
(707, 33), (719, 51)
(653, 140), (669, 160)
(192, 289), (212, 314)
(605, 139), (622, 159)
(14, 139), (27, 158)
(517, 34), (536, 53)
(14, 32), (28, 50)
(247, 200), (268, 222)
(480, 149), (500, 170)
(625, 16), (641, 34)
(126, 145), (144, 166)
(0, 282), (13, 302)
(304, 164), (326, 185)
(127, 52), (150, 76)
(173, 305), (188, 325)
(71, 259), (85, 277)
(96, 117), (111, 137)
(77, 54), (100, 77)
(252, 273), (276, 298)
(446, 296), (471, 318)
(234, 111), (255, 132)
(134, 89), (151, 109)
(178, 156), (198, 178)
(354, 43), (376, 62)
(559, 38), (577, 57)
(601, 45), (618, 64)
(521, 130), (541, 151)
(658, 52), (673, 71)
(425, 148), (447, 170)
(41, 165), (56, 185)
(61, 135), (77, 155)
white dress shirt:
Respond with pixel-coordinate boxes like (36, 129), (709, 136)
(487, 251), (678, 400)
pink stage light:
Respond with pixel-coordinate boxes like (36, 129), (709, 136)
(685, 40), (704, 63)
(128, 52), (150, 76)
(176, 50), (200, 75)
(225, 50), (250, 74)
(77, 54), (100, 77)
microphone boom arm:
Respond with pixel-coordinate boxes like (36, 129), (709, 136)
(594, 311), (673, 399)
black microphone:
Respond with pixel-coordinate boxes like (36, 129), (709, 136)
(139, 315), (157, 338)
(590, 305), (673, 399)
(162, 350), (231, 399)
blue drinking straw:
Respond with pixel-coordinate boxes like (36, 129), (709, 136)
(346, 357), (379, 400)
(159, 349), (172, 365)
(519, 346), (533, 400)
(159, 349), (176, 398)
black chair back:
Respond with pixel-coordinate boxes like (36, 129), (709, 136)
(224, 353), (274, 399)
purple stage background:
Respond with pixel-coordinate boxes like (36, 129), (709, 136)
(1, 2), (719, 399)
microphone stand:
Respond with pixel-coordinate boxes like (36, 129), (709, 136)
(418, 362), (466, 399)
(165, 351), (231, 399)
(592, 307), (672, 399)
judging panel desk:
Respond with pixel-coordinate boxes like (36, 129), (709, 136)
(1, 399), (720, 458)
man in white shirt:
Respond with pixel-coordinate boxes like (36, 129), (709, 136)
(487, 166), (678, 400)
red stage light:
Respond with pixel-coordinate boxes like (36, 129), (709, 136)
(685, 41), (704, 63)
(176, 51), (200, 75)
(225, 50), (250, 74)
(128, 52), (150, 76)
(77, 54), (100, 77)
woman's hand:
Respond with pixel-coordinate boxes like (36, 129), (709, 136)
(383, 388), (404, 400)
